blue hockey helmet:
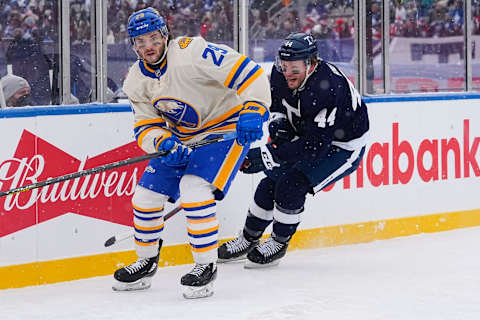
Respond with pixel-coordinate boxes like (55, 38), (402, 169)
(127, 7), (168, 39)
(278, 32), (318, 61)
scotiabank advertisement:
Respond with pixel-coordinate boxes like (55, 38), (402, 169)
(0, 99), (479, 271)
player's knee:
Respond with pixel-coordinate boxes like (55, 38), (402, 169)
(179, 174), (214, 201)
(132, 185), (168, 209)
(274, 169), (311, 210)
(253, 176), (276, 211)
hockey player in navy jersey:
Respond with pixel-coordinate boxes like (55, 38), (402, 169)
(218, 32), (369, 268)
(112, 8), (271, 297)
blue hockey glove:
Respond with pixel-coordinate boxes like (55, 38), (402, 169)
(155, 135), (192, 166)
(268, 118), (296, 145)
(240, 144), (280, 174)
(236, 112), (264, 146)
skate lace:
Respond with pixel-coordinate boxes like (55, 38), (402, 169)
(189, 264), (209, 277)
(226, 236), (250, 253)
(124, 259), (149, 274)
(257, 238), (284, 257)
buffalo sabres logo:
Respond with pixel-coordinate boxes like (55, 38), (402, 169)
(152, 97), (200, 128)
(178, 37), (193, 49)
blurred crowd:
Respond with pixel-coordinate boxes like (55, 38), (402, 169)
(1, 0), (480, 106)
(1, 0), (480, 46)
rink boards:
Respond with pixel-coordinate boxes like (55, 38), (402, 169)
(0, 94), (479, 289)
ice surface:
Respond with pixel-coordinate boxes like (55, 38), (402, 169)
(2, 227), (480, 320)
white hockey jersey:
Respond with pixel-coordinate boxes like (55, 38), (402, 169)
(123, 36), (271, 154)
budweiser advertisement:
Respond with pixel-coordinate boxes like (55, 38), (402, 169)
(0, 100), (479, 269)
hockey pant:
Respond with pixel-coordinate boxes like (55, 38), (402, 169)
(244, 146), (366, 242)
(132, 174), (218, 263)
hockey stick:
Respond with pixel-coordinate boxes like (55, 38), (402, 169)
(104, 205), (183, 247)
(0, 132), (237, 198)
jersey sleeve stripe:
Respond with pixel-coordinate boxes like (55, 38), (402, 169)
(153, 132), (173, 150)
(172, 104), (242, 134)
(136, 126), (159, 145)
(241, 101), (268, 117)
(236, 66), (264, 95)
(224, 56), (250, 89)
(175, 123), (237, 141)
(134, 118), (167, 128)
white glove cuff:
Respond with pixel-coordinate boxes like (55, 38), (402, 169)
(260, 145), (280, 170)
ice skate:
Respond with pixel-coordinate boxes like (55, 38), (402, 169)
(112, 254), (159, 291)
(218, 233), (259, 263)
(244, 237), (288, 269)
(181, 263), (217, 299)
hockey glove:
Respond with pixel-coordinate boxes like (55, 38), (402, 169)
(240, 144), (280, 174)
(268, 118), (296, 145)
(236, 112), (264, 146)
(155, 135), (192, 166)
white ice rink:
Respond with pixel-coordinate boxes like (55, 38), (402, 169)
(2, 227), (480, 320)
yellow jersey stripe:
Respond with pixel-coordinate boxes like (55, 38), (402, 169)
(237, 68), (264, 95)
(137, 126), (161, 147)
(224, 55), (247, 88)
(134, 118), (166, 128)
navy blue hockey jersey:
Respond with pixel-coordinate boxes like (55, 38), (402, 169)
(269, 60), (369, 163)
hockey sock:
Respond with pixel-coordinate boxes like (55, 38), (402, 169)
(180, 175), (219, 264)
(132, 186), (169, 258)
(272, 206), (301, 243)
(271, 169), (310, 242)
(243, 177), (276, 241)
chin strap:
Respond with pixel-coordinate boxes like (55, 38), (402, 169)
(296, 60), (318, 93)
(151, 37), (169, 65)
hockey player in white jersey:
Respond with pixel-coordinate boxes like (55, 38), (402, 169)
(112, 8), (271, 298)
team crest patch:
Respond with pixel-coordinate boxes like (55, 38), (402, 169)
(178, 37), (193, 49)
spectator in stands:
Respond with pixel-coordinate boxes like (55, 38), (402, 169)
(1, 74), (31, 107)
(6, 27), (52, 105)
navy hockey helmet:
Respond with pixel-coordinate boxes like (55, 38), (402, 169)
(127, 7), (168, 39)
(277, 32), (318, 61)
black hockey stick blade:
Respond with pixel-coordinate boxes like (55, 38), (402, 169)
(104, 236), (117, 247)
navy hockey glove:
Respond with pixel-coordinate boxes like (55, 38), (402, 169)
(240, 144), (280, 174)
(236, 112), (264, 146)
(268, 118), (296, 145)
(155, 135), (192, 166)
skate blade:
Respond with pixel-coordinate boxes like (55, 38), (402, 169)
(244, 259), (280, 269)
(112, 277), (152, 291)
(217, 254), (247, 264)
(182, 282), (214, 299)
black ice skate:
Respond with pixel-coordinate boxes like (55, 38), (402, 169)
(112, 253), (159, 291)
(245, 236), (288, 269)
(217, 233), (259, 263)
(181, 263), (217, 299)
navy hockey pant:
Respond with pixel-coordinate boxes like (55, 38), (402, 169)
(244, 146), (365, 242)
